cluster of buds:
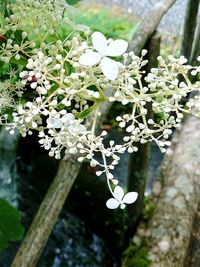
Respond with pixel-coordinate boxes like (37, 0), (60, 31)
(0, 0), (200, 209)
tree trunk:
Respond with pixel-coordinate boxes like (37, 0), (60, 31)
(11, 157), (81, 267)
(11, 0), (177, 266)
(128, 0), (177, 56)
(124, 115), (200, 267)
(181, 0), (200, 61)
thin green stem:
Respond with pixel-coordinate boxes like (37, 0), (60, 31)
(91, 104), (99, 134)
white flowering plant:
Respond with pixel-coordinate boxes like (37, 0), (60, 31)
(0, 0), (200, 209)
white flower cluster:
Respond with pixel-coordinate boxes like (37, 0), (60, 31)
(0, 0), (200, 209)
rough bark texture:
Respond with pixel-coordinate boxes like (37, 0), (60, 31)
(11, 0), (177, 266)
(128, 0), (176, 55)
(145, 116), (200, 267)
(181, 0), (200, 61)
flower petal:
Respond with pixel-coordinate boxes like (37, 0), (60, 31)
(106, 40), (128, 57)
(113, 186), (124, 201)
(79, 51), (101, 66)
(46, 117), (63, 129)
(106, 198), (120, 209)
(123, 192), (138, 204)
(92, 32), (108, 55)
(68, 124), (86, 133)
(100, 57), (118, 81)
(120, 203), (126, 209)
(62, 113), (75, 124)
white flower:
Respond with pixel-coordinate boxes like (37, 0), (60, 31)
(79, 32), (128, 81)
(46, 113), (86, 133)
(47, 113), (75, 129)
(68, 123), (87, 134)
(106, 186), (138, 209)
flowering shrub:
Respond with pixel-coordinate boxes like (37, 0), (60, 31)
(0, 0), (200, 209)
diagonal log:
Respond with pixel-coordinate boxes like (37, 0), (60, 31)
(11, 0), (177, 266)
(11, 157), (81, 267)
(128, 0), (177, 55)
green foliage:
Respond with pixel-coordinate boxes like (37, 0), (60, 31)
(76, 106), (95, 119)
(105, 102), (133, 130)
(74, 6), (137, 40)
(0, 198), (24, 251)
(0, 61), (10, 77)
(142, 196), (156, 221)
(0, 0), (15, 18)
(122, 240), (151, 267)
(122, 197), (156, 267)
(66, 0), (81, 5)
(10, 56), (27, 67)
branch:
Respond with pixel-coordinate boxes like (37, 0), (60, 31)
(128, 0), (177, 55)
(11, 0), (177, 266)
(11, 157), (81, 267)
(11, 97), (112, 267)
(190, 20), (200, 65)
(180, 0), (200, 60)
(0, 34), (7, 43)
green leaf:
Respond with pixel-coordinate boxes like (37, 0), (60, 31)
(10, 56), (27, 66)
(76, 106), (94, 119)
(66, 0), (81, 5)
(0, 0), (15, 18)
(0, 198), (24, 251)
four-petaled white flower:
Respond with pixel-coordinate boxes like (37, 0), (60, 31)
(79, 32), (128, 81)
(106, 185), (138, 209)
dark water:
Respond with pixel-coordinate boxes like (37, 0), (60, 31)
(0, 128), (19, 205)
(39, 212), (115, 267)
(0, 127), (163, 267)
(0, 131), (119, 267)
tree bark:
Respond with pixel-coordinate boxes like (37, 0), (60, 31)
(125, 116), (200, 267)
(11, 0), (177, 266)
(11, 157), (81, 267)
(128, 0), (177, 56)
(181, 0), (200, 61)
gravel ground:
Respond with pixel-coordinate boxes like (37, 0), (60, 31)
(83, 0), (191, 36)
